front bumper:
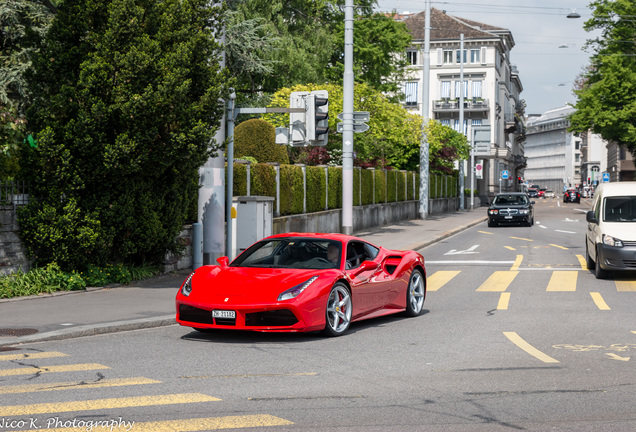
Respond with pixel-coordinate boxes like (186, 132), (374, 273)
(175, 298), (325, 333)
(597, 244), (636, 271)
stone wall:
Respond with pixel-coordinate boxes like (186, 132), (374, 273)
(0, 206), (31, 275)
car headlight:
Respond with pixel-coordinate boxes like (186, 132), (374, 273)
(519, 209), (529, 215)
(181, 272), (195, 297)
(278, 276), (318, 301)
(603, 235), (624, 248)
(489, 209), (498, 215)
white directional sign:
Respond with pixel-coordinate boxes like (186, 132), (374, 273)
(502, 170), (509, 180)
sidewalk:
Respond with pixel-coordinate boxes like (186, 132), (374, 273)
(0, 209), (486, 347)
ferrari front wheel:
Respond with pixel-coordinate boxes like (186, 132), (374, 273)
(404, 269), (425, 317)
(322, 283), (352, 337)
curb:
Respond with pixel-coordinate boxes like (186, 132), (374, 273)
(0, 315), (176, 347)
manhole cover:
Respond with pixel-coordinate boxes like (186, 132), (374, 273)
(0, 328), (39, 337)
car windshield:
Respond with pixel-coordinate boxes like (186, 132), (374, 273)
(493, 195), (528, 205)
(604, 196), (636, 222)
(230, 238), (341, 269)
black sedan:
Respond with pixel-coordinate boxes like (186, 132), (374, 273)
(563, 188), (581, 203)
(487, 193), (534, 227)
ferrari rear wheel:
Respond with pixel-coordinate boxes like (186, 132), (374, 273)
(322, 283), (352, 337)
(404, 269), (425, 317)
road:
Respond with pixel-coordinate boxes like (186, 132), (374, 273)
(2, 197), (636, 431)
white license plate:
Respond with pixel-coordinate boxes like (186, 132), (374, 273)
(505, 216), (513, 219)
(212, 310), (236, 319)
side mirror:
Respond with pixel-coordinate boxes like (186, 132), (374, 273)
(358, 260), (379, 272)
(216, 256), (230, 269)
(586, 210), (597, 224)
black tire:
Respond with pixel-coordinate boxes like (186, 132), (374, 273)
(595, 245), (609, 279)
(488, 220), (495, 228)
(404, 269), (426, 317)
(585, 242), (594, 270)
(322, 283), (352, 337)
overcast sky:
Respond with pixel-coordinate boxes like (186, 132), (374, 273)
(374, 0), (599, 115)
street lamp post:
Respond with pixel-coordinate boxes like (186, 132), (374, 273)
(419, 0), (431, 220)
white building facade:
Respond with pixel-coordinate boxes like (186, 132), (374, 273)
(399, 8), (526, 202)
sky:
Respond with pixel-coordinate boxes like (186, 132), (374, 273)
(374, 0), (600, 115)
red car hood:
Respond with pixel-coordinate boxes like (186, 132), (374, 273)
(187, 266), (336, 305)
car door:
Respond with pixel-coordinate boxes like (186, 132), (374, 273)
(586, 195), (602, 261)
(345, 241), (393, 318)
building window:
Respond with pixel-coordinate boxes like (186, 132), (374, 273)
(440, 81), (451, 99)
(404, 82), (418, 106)
(406, 50), (418, 65)
(472, 119), (483, 126)
(455, 80), (468, 99)
(472, 80), (483, 99)
(575, 140), (580, 150)
(470, 49), (480, 63)
(443, 50), (454, 64)
(456, 49), (467, 64)
(575, 154), (580, 162)
(440, 119), (451, 126)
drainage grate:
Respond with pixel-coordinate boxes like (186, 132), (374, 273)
(0, 328), (39, 337)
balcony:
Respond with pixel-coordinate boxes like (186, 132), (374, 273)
(432, 98), (489, 113)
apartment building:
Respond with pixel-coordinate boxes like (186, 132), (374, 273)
(398, 8), (526, 201)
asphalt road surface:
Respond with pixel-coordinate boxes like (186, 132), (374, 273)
(2, 197), (636, 431)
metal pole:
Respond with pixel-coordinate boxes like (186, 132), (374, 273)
(225, 90), (236, 258)
(459, 34), (465, 210)
(342, 0), (354, 235)
(419, 0), (431, 219)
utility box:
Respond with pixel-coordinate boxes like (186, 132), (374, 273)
(232, 196), (274, 259)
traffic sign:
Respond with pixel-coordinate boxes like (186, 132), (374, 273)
(502, 170), (509, 180)
(603, 172), (610, 183)
(337, 111), (370, 122)
(337, 122), (370, 133)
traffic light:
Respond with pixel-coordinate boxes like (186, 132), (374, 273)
(289, 91), (309, 146)
(307, 90), (329, 146)
(517, 176), (523, 184)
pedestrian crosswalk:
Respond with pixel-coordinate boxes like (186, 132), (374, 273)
(0, 352), (294, 432)
(427, 254), (636, 293)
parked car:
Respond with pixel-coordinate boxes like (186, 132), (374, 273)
(176, 233), (426, 336)
(544, 190), (555, 199)
(487, 192), (534, 227)
(563, 188), (581, 203)
(586, 182), (636, 279)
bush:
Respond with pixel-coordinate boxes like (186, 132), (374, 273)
(0, 263), (85, 299)
(234, 119), (289, 164)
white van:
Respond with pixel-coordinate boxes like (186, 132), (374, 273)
(585, 182), (636, 279)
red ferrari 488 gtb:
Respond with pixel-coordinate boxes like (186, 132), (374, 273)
(176, 233), (426, 337)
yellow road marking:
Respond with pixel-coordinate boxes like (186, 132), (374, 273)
(607, 353), (630, 362)
(17, 415), (293, 432)
(0, 351), (68, 362)
(616, 280), (636, 292)
(0, 363), (109, 377)
(550, 244), (568, 250)
(0, 377), (160, 394)
(576, 254), (587, 270)
(427, 271), (460, 292)
(0, 393), (220, 416)
(476, 271), (518, 292)
(546, 271), (578, 292)
(497, 293), (511, 310)
(510, 236), (533, 242)
(591, 292), (610, 310)
(478, 231), (493, 235)
(504, 332), (559, 363)
(504, 246), (516, 251)
(510, 255), (523, 271)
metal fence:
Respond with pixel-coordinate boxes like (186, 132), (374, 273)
(0, 181), (30, 205)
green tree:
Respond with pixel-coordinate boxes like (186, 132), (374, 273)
(0, 0), (57, 179)
(424, 119), (470, 175)
(20, 0), (228, 269)
(326, 13), (412, 97)
(569, 0), (636, 154)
